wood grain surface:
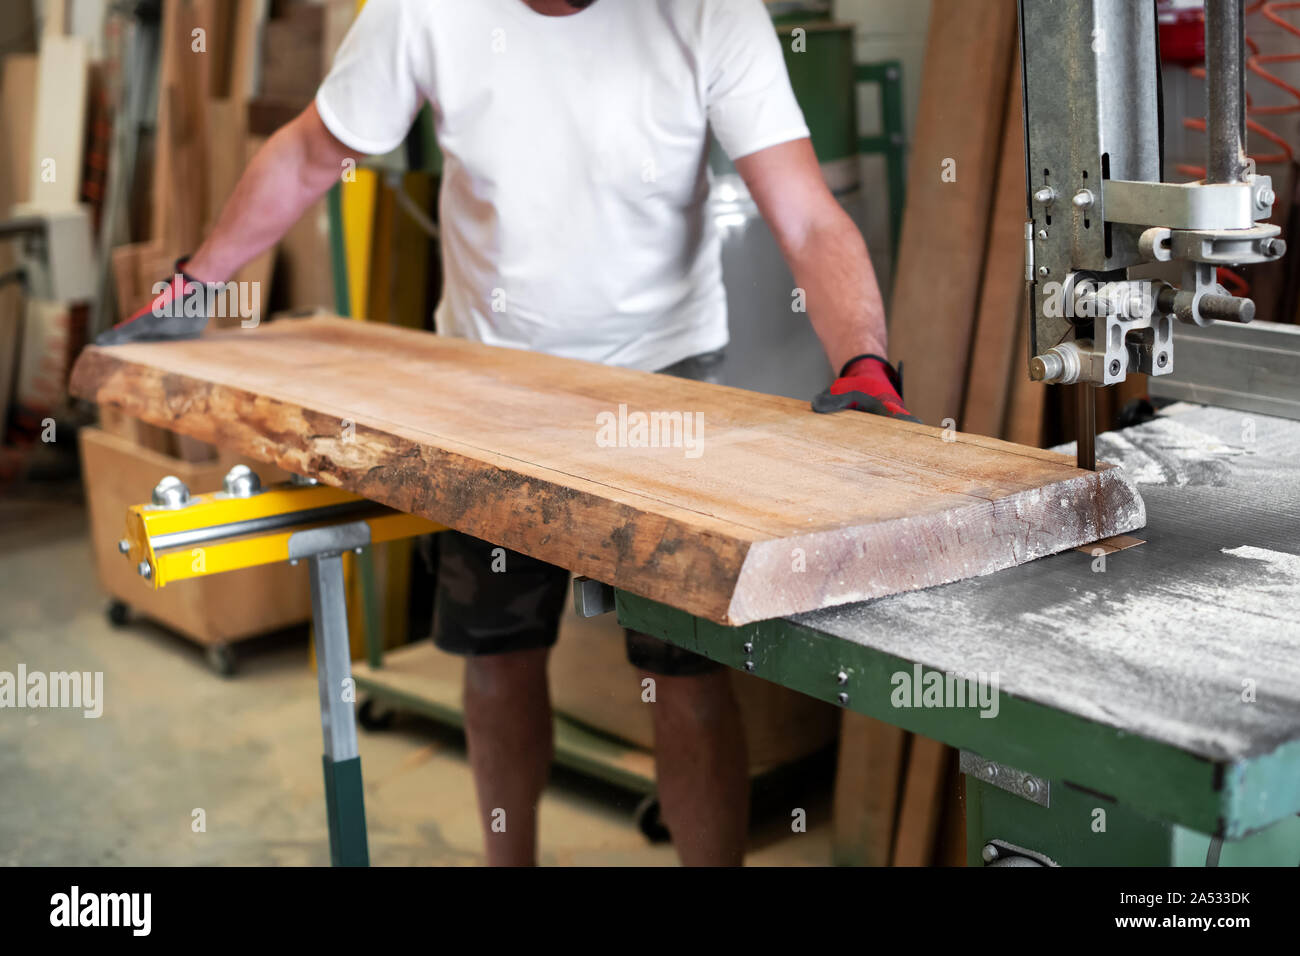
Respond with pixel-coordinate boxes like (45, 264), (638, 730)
(69, 316), (1145, 625)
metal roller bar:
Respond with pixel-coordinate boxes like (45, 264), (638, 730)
(147, 501), (383, 551)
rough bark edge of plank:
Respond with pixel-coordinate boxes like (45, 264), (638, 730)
(70, 346), (752, 623)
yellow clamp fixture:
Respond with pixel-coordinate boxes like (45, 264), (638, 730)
(118, 466), (443, 589)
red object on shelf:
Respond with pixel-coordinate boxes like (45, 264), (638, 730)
(1160, 2), (1206, 65)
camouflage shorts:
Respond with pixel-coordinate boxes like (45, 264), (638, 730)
(431, 349), (726, 677)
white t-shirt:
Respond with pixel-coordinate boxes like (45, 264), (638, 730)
(315, 0), (809, 371)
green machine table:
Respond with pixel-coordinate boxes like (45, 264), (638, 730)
(612, 403), (1300, 866)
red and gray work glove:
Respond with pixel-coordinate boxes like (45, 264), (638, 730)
(812, 353), (920, 422)
(96, 259), (212, 345)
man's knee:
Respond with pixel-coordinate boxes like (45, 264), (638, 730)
(465, 647), (550, 701)
(642, 669), (736, 726)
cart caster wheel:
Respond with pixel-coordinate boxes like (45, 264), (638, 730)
(106, 600), (130, 627)
(205, 643), (237, 677)
(634, 794), (671, 844)
(358, 697), (396, 731)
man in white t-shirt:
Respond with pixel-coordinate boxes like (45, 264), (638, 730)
(100, 0), (916, 866)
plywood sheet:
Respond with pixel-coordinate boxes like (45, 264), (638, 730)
(69, 317), (1145, 625)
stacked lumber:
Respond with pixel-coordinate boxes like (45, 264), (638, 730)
(120, 0), (267, 324)
(0, 6), (90, 476)
(105, 0), (359, 460)
(0, 52), (37, 468)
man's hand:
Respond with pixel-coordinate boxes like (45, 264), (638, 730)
(96, 261), (211, 345)
(812, 354), (920, 422)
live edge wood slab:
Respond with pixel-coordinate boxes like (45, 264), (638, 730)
(69, 316), (1145, 625)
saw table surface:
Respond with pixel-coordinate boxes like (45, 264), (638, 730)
(69, 315), (1142, 625)
(618, 402), (1300, 838)
(799, 403), (1300, 766)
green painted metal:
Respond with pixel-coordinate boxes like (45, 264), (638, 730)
(777, 24), (857, 164)
(968, 776), (1300, 866)
(322, 755), (369, 867)
(855, 60), (907, 258)
(327, 183), (350, 320)
(614, 591), (1300, 841)
(968, 776), (1178, 866)
(409, 104), (442, 177)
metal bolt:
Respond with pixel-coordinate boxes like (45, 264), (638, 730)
(836, 670), (848, 685)
(1109, 359), (1122, 376)
(981, 843), (1000, 863)
(742, 642), (753, 654)
(744, 661), (755, 672)
(354, 547), (364, 555)
(983, 764), (999, 781)
(1157, 352), (1168, 368)
(1029, 353), (1060, 382)
(1038, 266), (1050, 277)
(1257, 186), (1276, 208)
(1072, 188), (1095, 209)
(290, 559), (299, 567)
(837, 692), (849, 705)
(1021, 776), (1039, 797)
(222, 464), (263, 498)
(137, 561), (152, 580)
(1034, 186), (1057, 206)
(117, 539), (130, 555)
(151, 475), (192, 510)
(1037, 229), (1048, 240)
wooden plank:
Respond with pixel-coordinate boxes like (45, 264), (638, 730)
(68, 316), (1146, 625)
(0, 54), (39, 440)
(27, 34), (88, 211)
(1003, 314), (1047, 447)
(831, 712), (907, 866)
(890, 735), (949, 866)
(961, 68), (1026, 439)
(888, 0), (1018, 427)
(1, 54), (39, 210)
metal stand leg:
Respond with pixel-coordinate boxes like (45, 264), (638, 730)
(307, 552), (369, 867)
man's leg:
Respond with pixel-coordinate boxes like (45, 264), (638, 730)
(629, 632), (749, 866)
(463, 647), (552, 866)
(433, 532), (570, 866)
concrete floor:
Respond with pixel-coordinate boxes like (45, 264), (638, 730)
(0, 476), (832, 866)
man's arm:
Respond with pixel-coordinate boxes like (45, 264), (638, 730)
(97, 103), (363, 344)
(186, 103), (363, 283)
(734, 137), (915, 420)
(733, 137), (887, 371)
